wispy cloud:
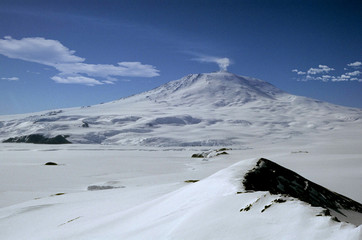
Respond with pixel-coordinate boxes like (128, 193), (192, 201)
(292, 62), (362, 82)
(345, 70), (361, 76)
(51, 75), (103, 86)
(192, 54), (231, 71)
(307, 65), (334, 75)
(1, 77), (19, 81)
(292, 69), (306, 75)
(0, 36), (84, 66)
(0, 36), (160, 85)
(55, 62), (159, 78)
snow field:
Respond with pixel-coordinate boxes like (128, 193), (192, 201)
(0, 138), (361, 239)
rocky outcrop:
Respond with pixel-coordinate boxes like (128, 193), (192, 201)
(243, 158), (362, 214)
(3, 134), (71, 144)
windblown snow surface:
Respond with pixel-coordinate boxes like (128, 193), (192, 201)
(0, 71), (361, 239)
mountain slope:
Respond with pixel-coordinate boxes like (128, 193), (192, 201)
(136, 71), (285, 107)
(0, 71), (361, 146)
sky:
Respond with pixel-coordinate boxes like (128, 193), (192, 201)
(0, 0), (361, 115)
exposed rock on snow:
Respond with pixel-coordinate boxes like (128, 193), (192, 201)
(184, 180), (199, 183)
(44, 162), (58, 166)
(2, 134), (71, 144)
(243, 158), (362, 224)
(191, 148), (231, 158)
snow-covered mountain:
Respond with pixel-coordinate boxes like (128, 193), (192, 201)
(1, 71), (361, 147)
(137, 71), (285, 106)
(1, 71), (362, 239)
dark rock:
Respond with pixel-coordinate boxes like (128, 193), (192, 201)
(261, 204), (272, 213)
(50, 193), (65, 196)
(3, 134), (71, 144)
(191, 153), (204, 158)
(45, 162), (58, 165)
(216, 148), (232, 152)
(216, 151), (228, 156)
(191, 148), (230, 158)
(316, 209), (331, 217)
(240, 203), (253, 212)
(273, 198), (287, 203)
(184, 180), (199, 183)
(243, 158), (362, 214)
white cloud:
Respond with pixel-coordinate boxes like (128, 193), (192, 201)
(102, 80), (116, 84)
(327, 74), (361, 82)
(292, 69), (306, 75)
(345, 70), (361, 76)
(331, 75), (349, 82)
(307, 65), (334, 75)
(347, 61), (362, 68)
(292, 63), (362, 82)
(117, 62), (160, 77)
(340, 74), (350, 79)
(0, 36), (84, 66)
(317, 75), (333, 82)
(51, 75), (103, 86)
(55, 62), (159, 78)
(1, 77), (19, 81)
(0, 36), (160, 86)
(193, 55), (231, 71)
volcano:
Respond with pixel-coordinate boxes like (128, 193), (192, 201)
(0, 71), (361, 146)
(136, 71), (285, 107)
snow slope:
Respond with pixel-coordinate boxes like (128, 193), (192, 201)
(0, 145), (361, 240)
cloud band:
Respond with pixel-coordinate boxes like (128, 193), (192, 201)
(0, 36), (160, 86)
(292, 62), (361, 82)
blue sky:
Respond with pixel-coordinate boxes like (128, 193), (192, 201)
(0, 0), (361, 115)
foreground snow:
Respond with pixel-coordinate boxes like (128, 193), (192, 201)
(0, 129), (361, 239)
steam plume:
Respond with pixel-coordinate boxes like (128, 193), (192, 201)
(193, 55), (231, 71)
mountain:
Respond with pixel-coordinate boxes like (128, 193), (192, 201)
(1, 71), (361, 239)
(0, 71), (361, 147)
(136, 71), (285, 107)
